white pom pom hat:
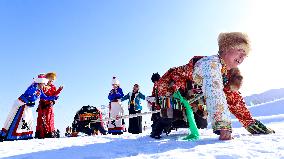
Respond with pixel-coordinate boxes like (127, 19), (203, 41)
(34, 74), (48, 84)
(112, 76), (120, 85)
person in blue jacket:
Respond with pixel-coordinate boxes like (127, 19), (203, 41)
(122, 84), (145, 134)
(108, 82), (124, 102)
(107, 77), (125, 135)
(0, 74), (58, 141)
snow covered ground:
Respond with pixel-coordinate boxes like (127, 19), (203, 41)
(1, 99), (284, 159)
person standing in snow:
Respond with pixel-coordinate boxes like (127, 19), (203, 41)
(155, 32), (274, 140)
(149, 73), (161, 123)
(0, 75), (58, 141)
(146, 73), (164, 139)
(35, 72), (63, 139)
(107, 77), (125, 135)
(122, 84), (145, 134)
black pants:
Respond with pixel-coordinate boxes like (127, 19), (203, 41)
(193, 110), (208, 129)
(128, 107), (142, 134)
(151, 117), (173, 137)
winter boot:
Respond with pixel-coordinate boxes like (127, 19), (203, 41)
(45, 132), (53, 138)
(150, 120), (162, 139)
(163, 122), (173, 136)
(0, 136), (4, 142)
(35, 131), (44, 139)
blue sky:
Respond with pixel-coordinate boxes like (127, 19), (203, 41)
(2, 0), (281, 133)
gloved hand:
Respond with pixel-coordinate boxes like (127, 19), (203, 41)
(246, 120), (275, 134)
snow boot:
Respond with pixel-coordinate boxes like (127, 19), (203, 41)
(45, 132), (53, 138)
(35, 131), (44, 139)
(0, 135), (4, 142)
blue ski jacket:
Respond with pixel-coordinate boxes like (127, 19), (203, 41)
(121, 92), (145, 111)
(108, 87), (124, 102)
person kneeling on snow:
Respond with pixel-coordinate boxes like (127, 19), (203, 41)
(154, 32), (274, 140)
(0, 75), (59, 141)
(193, 32), (275, 139)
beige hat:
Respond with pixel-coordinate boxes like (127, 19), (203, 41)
(218, 32), (250, 55)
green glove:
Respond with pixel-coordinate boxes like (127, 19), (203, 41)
(246, 120), (275, 135)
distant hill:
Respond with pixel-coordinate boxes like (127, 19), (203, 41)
(244, 88), (284, 106)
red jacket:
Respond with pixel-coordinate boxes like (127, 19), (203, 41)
(41, 84), (62, 105)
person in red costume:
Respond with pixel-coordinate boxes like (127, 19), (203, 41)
(35, 72), (63, 138)
(154, 32), (275, 140)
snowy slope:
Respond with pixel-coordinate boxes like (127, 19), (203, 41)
(244, 88), (284, 106)
(1, 100), (284, 159)
(231, 98), (284, 128)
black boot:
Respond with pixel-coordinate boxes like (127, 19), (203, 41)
(45, 132), (53, 138)
(35, 131), (43, 139)
(246, 120), (275, 135)
(150, 123), (162, 139)
(0, 136), (4, 142)
(150, 118), (171, 139)
(163, 123), (173, 136)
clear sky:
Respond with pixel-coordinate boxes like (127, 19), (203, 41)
(0, 0), (283, 133)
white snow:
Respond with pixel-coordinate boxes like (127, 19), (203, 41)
(1, 98), (284, 159)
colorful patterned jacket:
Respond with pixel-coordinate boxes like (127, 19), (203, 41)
(19, 83), (58, 106)
(155, 55), (232, 134)
(156, 56), (204, 96)
(193, 55), (232, 134)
